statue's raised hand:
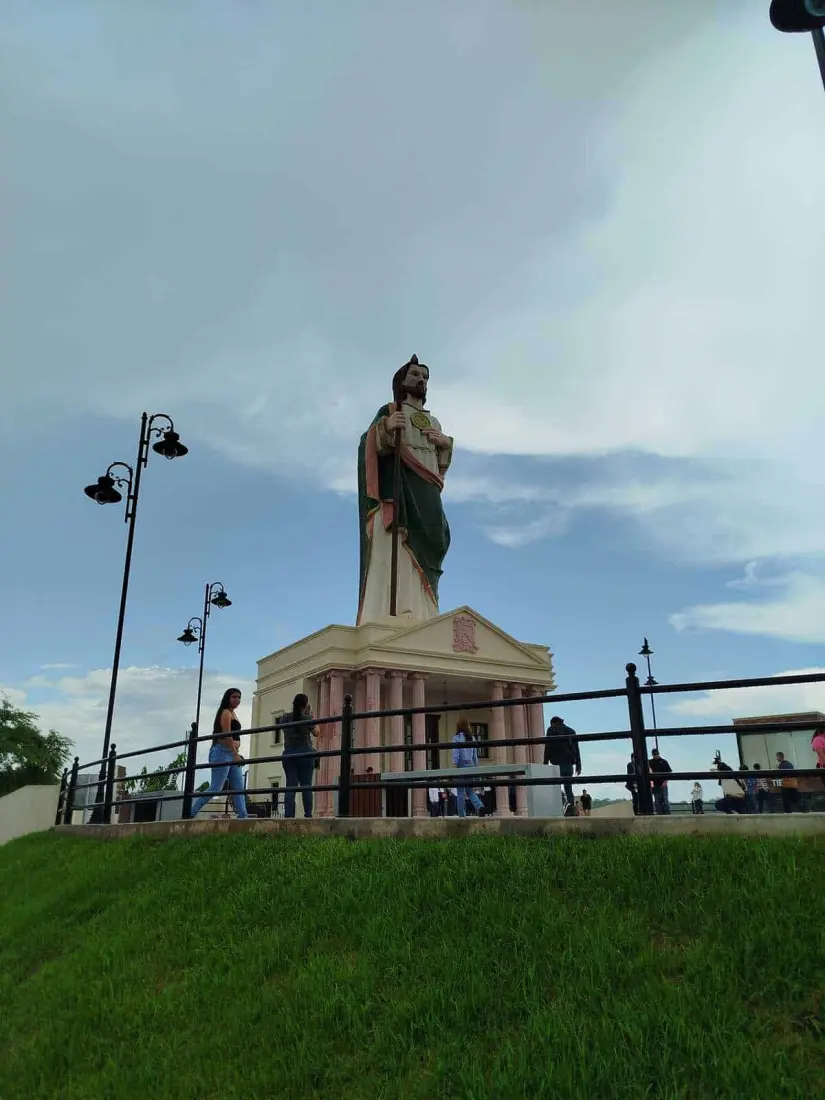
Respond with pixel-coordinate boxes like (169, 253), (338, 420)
(385, 410), (406, 433)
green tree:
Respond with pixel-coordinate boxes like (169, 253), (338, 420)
(123, 751), (187, 795)
(0, 695), (73, 796)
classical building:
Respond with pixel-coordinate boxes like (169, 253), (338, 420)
(248, 606), (555, 818)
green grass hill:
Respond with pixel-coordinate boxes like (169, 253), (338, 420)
(1, 831), (823, 1100)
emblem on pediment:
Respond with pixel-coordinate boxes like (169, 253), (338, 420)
(452, 614), (478, 653)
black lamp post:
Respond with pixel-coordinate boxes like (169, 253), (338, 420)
(84, 413), (188, 823)
(639, 637), (659, 752)
(178, 582), (233, 819)
(769, 3), (825, 92)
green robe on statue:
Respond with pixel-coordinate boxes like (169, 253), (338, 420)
(357, 402), (452, 624)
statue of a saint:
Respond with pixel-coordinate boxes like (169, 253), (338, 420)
(357, 356), (453, 624)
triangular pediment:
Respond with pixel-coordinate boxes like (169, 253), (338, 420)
(373, 605), (552, 675)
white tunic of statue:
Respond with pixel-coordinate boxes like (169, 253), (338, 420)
(358, 404), (452, 623)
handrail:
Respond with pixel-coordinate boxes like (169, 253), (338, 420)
(60, 661), (825, 825)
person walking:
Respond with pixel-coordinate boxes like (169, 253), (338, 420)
(776, 752), (798, 813)
(649, 748), (672, 815)
(188, 688), (249, 820)
(280, 693), (317, 819)
(452, 720), (485, 818)
(543, 716), (581, 815)
(690, 782), (704, 814)
(580, 790), (592, 816)
(428, 787), (441, 818)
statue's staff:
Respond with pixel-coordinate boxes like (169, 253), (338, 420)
(389, 355), (416, 616)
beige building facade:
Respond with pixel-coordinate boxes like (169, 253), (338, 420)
(248, 606), (555, 817)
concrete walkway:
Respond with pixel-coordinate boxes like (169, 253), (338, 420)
(57, 812), (825, 841)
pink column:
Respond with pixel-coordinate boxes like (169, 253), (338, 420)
(527, 686), (545, 764)
(353, 671), (367, 771)
(489, 681), (512, 817)
(386, 671), (405, 775)
(409, 673), (428, 818)
(363, 668), (383, 771)
(322, 670), (345, 817)
(318, 674), (331, 722)
(314, 674), (330, 816)
(508, 684), (528, 816)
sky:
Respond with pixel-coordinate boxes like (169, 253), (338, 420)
(3, 1), (825, 804)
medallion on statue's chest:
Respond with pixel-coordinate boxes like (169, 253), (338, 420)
(410, 410), (432, 432)
(453, 614), (478, 654)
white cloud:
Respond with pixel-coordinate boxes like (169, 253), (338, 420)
(483, 512), (570, 549)
(2, 665), (254, 782)
(4, 3), (825, 577)
(670, 569), (825, 644)
(669, 667), (825, 720)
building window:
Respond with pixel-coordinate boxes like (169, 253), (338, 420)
(272, 712), (283, 746)
(471, 722), (489, 760)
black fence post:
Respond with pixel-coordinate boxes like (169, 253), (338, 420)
(63, 756), (80, 826)
(626, 663), (654, 815)
(54, 768), (68, 826)
(103, 744), (117, 825)
(182, 721), (198, 820)
(338, 694), (354, 818)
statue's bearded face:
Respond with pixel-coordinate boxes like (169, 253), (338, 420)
(403, 364), (428, 400)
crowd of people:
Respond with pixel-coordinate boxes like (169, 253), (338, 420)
(705, 751), (804, 815)
(624, 744), (821, 815)
(185, 692), (825, 821)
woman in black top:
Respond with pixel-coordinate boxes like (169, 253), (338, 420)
(280, 692), (316, 818)
(188, 688), (249, 819)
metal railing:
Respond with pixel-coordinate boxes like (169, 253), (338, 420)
(55, 661), (825, 827)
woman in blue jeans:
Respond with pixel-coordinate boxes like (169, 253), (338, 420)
(280, 693), (317, 818)
(188, 687), (249, 819)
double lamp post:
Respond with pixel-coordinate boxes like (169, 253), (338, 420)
(83, 413), (188, 823)
(177, 582), (233, 819)
(769, 1), (825, 92)
(85, 412), (237, 822)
